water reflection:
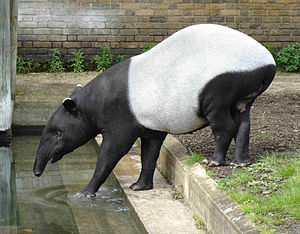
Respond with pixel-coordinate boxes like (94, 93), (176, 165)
(0, 132), (18, 228)
(0, 135), (146, 233)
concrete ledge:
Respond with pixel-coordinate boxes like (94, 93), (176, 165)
(13, 102), (59, 126)
(157, 135), (259, 234)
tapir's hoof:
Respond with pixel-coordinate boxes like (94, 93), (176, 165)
(75, 190), (96, 199)
(130, 182), (153, 191)
(202, 158), (209, 164)
(208, 161), (221, 167)
(202, 158), (224, 167)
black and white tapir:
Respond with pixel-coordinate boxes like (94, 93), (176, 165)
(34, 24), (276, 197)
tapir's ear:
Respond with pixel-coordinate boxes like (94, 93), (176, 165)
(63, 98), (77, 112)
(70, 84), (83, 97)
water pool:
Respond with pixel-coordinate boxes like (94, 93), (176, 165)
(0, 135), (146, 233)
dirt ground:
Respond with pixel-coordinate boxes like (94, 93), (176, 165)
(175, 72), (300, 173)
(15, 72), (99, 102)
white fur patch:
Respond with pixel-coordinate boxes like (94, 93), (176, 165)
(128, 24), (275, 134)
(63, 97), (72, 103)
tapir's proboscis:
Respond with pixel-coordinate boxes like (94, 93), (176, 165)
(34, 24), (276, 197)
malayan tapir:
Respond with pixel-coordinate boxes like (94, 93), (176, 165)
(34, 24), (276, 197)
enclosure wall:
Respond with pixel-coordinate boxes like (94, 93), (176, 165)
(17, 0), (300, 59)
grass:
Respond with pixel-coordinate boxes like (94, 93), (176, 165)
(15, 84), (28, 96)
(216, 151), (300, 233)
(193, 215), (207, 230)
(28, 92), (51, 97)
(186, 149), (205, 164)
(253, 133), (269, 140)
(173, 191), (183, 200)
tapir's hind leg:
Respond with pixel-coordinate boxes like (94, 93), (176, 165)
(203, 110), (237, 167)
(130, 130), (167, 191)
(232, 106), (252, 165)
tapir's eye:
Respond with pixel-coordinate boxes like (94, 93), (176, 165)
(56, 131), (63, 139)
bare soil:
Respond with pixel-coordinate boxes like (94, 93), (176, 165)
(16, 72), (98, 102)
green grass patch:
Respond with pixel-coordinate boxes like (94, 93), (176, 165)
(193, 215), (207, 230)
(206, 171), (214, 176)
(253, 134), (269, 140)
(15, 83), (28, 96)
(28, 92), (51, 97)
(216, 151), (300, 233)
(185, 149), (205, 164)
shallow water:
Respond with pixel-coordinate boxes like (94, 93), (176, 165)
(0, 136), (146, 233)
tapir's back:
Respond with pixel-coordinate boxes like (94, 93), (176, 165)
(128, 24), (275, 134)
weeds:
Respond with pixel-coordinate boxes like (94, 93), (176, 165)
(185, 149), (205, 164)
(115, 55), (125, 63)
(173, 191), (183, 200)
(276, 43), (300, 72)
(142, 43), (155, 53)
(16, 57), (41, 73)
(17, 43), (299, 73)
(193, 215), (207, 230)
(49, 48), (65, 73)
(17, 47), (125, 73)
(161, 170), (168, 180)
(93, 46), (114, 72)
(70, 50), (84, 73)
(17, 56), (31, 73)
(265, 43), (300, 72)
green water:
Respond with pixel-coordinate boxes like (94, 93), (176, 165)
(0, 136), (146, 233)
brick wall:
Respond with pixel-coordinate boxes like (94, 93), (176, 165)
(18, 0), (300, 60)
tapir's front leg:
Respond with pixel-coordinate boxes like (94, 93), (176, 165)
(130, 130), (167, 191)
(79, 130), (139, 197)
(204, 110), (237, 166)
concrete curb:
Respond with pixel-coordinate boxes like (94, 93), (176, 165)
(157, 135), (259, 234)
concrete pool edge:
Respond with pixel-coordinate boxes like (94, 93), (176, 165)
(157, 135), (259, 234)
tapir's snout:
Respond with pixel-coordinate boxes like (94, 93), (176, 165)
(33, 156), (47, 177)
(34, 170), (42, 177)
